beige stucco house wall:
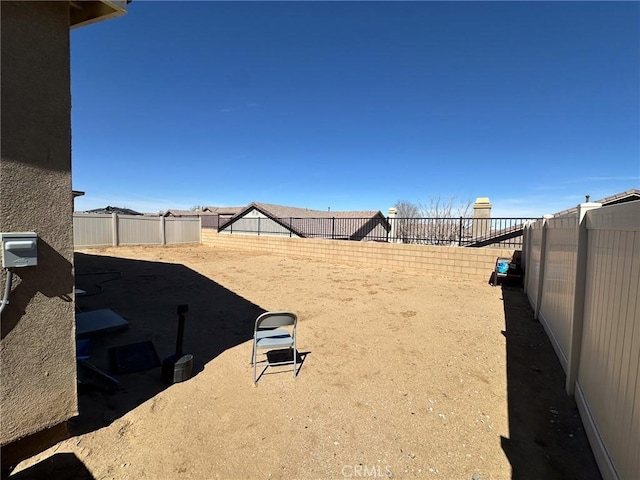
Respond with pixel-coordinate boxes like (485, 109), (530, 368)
(0, 0), (125, 469)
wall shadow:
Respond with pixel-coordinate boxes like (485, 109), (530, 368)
(499, 283), (601, 479)
(8, 453), (94, 480)
(70, 252), (266, 435)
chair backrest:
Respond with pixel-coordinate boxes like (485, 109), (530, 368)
(255, 311), (297, 330)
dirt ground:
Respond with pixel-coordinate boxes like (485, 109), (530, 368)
(10, 244), (600, 479)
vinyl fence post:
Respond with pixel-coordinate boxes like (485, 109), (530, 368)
(566, 201), (602, 396)
(112, 213), (119, 246)
(534, 215), (553, 320)
(160, 216), (166, 245)
(523, 224), (530, 293)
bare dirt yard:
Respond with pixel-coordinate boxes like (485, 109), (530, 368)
(11, 244), (599, 479)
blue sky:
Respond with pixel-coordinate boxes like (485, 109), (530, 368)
(71, 1), (639, 217)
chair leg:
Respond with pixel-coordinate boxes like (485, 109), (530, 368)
(292, 347), (297, 377)
(253, 347), (257, 384)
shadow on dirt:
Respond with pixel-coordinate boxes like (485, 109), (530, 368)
(70, 252), (266, 435)
(8, 453), (94, 480)
(499, 280), (601, 479)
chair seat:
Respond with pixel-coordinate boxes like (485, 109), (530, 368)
(255, 329), (289, 340)
(256, 331), (293, 349)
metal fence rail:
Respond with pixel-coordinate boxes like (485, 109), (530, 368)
(219, 216), (538, 248)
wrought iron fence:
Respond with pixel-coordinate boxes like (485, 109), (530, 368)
(394, 217), (468, 246)
(393, 217), (537, 248)
(219, 216), (539, 248)
(220, 216), (390, 241)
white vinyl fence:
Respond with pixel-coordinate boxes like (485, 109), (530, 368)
(73, 213), (201, 248)
(523, 200), (640, 480)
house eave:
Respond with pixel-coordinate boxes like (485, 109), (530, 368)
(69, 0), (127, 29)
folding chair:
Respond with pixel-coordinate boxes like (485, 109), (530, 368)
(251, 311), (297, 384)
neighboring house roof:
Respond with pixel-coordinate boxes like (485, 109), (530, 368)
(203, 206), (245, 215)
(164, 209), (197, 217)
(553, 189), (640, 217)
(250, 202), (383, 220)
(220, 202), (390, 240)
(164, 209), (216, 217)
(85, 206), (143, 216)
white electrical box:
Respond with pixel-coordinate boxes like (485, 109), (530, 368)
(1, 232), (38, 268)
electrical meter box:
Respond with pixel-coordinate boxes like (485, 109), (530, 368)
(1, 232), (38, 268)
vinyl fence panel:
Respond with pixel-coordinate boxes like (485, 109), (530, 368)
(73, 213), (113, 248)
(118, 215), (161, 245)
(73, 214), (201, 248)
(165, 217), (201, 244)
(538, 215), (578, 372)
(522, 200), (640, 480)
(525, 222), (544, 310)
(576, 202), (640, 480)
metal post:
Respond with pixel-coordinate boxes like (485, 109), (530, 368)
(332, 217), (335, 239)
(257, 217), (261, 236)
(458, 216), (463, 246)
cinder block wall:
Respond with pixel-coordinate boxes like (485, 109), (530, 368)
(202, 231), (514, 281)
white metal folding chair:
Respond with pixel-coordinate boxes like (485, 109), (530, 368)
(251, 311), (297, 384)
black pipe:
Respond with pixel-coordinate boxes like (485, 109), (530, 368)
(175, 304), (188, 357)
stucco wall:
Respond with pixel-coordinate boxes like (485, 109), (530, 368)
(203, 230), (515, 281)
(0, 1), (77, 446)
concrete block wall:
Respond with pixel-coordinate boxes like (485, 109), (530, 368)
(202, 230), (514, 281)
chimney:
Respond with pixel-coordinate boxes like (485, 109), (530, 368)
(472, 197), (492, 239)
